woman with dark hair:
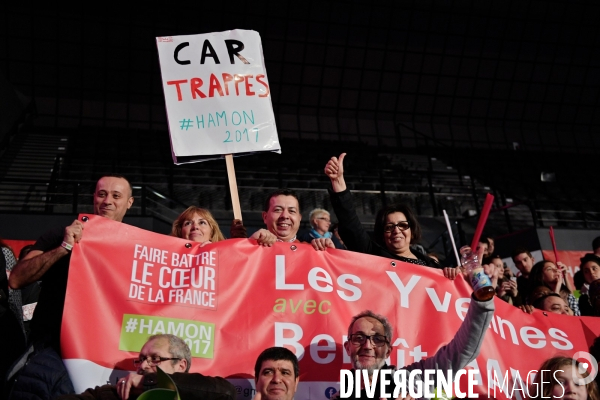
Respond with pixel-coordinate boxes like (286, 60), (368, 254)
(324, 153), (440, 268)
(529, 356), (599, 400)
(529, 260), (580, 315)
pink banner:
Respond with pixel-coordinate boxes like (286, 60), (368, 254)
(62, 215), (600, 399)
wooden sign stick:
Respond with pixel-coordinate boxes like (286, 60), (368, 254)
(225, 154), (242, 221)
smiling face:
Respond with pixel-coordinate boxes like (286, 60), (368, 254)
(256, 359), (299, 400)
(344, 316), (391, 375)
(382, 212), (412, 255)
(552, 364), (588, 400)
(93, 177), (134, 222)
(262, 195), (301, 241)
(180, 213), (214, 243)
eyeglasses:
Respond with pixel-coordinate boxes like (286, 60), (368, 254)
(348, 333), (389, 347)
(383, 221), (410, 233)
(133, 355), (180, 368)
(317, 217), (331, 223)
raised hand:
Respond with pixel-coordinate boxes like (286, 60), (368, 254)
(324, 153), (347, 192)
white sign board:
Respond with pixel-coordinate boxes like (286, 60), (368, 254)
(156, 30), (281, 164)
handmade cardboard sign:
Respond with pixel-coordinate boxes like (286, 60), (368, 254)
(156, 30), (280, 164)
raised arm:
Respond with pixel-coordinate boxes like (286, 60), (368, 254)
(9, 220), (83, 289)
(324, 154), (377, 255)
(324, 153), (347, 192)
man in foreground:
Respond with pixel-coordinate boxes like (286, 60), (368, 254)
(341, 251), (495, 399)
(59, 334), (236, 400)
(254, 347), (299, 400)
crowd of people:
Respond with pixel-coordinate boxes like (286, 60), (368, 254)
(1, 153), (599, 400)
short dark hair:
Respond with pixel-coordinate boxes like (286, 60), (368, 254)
(581, 253), (600, 270)
(532, 293), (563, 310)
(511, 246), (532, 261)
(373, 204), (421, 246)
(263, 189), (300, 212)
(254, 347), (299, 381)
(593, 236), (600, 252)
(97, 174), (133, 197)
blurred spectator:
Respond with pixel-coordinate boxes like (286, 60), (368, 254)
(427, 252), (440, 263)
(529, 260), (580, 315)
(2, 240), (25, 334)
(16, 244), (41, 339)
(575, 269), (586, 291)
(528, 285), (553, 305)
(484, 255), (520, 305)
(324, 153), (440, 269)
(593, 236), (600, 256)
(590, 336), (600, 389)
(486, 237), (495, 256)
(533, 293), (573, 315)
(579, 254), (600, 316)
(503, 263), (514, 280)
(297, 208), (344, 249)
(477, 238), (489, 257)
(528, 356), (599, 399)
(331, 223), (347, 249)
(588, 279), (600, 317)
(1, 239), (27, 396)
(511, 246), (535, 304)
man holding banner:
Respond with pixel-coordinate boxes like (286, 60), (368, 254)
(7, 175), (134, 399)
(262, 189), (335, 249)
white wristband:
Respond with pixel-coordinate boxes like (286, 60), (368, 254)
(61, 241), (73, 252)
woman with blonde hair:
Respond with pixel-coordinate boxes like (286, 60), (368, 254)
(529, 356), (599, 400)
(171, 206), (226, 245)
(171, 206), (276, 246)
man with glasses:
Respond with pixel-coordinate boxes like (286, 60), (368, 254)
(343, 294), (494, 399)
(60, 334), (235, 400)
